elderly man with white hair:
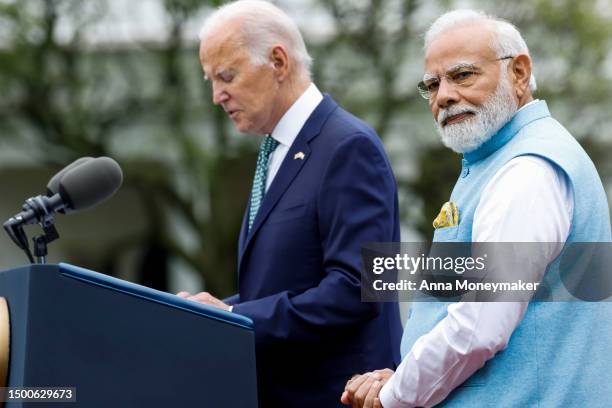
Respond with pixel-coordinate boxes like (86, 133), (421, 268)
(178, 1), (403, 406)
(342, 9), (611, 408)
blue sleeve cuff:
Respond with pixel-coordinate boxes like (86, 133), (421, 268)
(223, 293), (240, 305)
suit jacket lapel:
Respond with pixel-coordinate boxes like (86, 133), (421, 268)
(238, 95), (338, 269)
(238, 198), (250, 257)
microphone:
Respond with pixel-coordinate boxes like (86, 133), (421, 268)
(3, 157), (123, 263)
(5, 157), (94, 229)
(5, 157), (123, 227)
(46, 157), (93, 197)
(57, 156), (123, 214)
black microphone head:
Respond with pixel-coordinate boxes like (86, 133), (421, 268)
(46, 157), (94, 196)
(58, 157), (123, 212)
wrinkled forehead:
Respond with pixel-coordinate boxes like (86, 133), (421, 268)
(199, 28), (247, 75)
(424, 24), (497, 74)
(200, 25), (242, 60)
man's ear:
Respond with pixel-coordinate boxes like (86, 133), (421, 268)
(511, 54), (532, 99)
(269, 45), (290, 81)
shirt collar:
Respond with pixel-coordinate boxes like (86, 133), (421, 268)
(271, 83), (323, 147)
(463, 99), (551, 164)
(517, 98), (540, 112)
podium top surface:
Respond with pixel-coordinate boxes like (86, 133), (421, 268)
(58, 263), (253, 330)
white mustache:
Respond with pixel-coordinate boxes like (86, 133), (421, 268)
(438, 106), (477, 126)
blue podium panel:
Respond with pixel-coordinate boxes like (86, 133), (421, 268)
(0, 263), (257, 408)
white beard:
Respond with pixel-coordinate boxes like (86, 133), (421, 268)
(435, 72), (518, 154)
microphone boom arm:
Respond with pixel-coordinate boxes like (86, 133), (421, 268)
(3, 194), (65, 264)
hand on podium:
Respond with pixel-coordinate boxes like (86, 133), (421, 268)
(176, 291), (231, 312)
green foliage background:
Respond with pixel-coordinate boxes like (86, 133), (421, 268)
(0, 0), (610, 295)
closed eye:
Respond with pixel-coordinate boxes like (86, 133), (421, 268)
(219, 72), (235, 83)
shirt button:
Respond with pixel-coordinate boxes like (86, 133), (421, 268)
(461, 167), (470, 178)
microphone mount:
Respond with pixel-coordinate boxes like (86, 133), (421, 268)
(3, 195), (64, 264)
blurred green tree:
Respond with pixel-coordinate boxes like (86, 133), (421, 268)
(0, 0), (610, 294)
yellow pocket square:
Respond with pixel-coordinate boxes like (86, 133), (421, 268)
(433, 201), (459, 229)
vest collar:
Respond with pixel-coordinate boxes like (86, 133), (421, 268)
(463, 100), (551, 164)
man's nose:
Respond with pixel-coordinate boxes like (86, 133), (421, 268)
(434, 78), (460, 110)
(212, 83), (229, 105)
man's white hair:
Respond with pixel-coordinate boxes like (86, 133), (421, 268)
(199, 0), (312, 78)
(425, 9), (537, 93)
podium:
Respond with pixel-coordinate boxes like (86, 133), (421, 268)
(0, 263), (258, 407)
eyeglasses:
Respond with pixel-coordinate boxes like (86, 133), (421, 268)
(417, 56), (514, 100)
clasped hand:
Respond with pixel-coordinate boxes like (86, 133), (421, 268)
(341, 368), (394, 408)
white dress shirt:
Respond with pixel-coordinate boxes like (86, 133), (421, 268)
(266, 83), (323, 191)
(379, 102), (574, 408)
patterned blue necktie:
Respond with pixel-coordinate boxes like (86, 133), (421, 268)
(248, 135), (280, 231)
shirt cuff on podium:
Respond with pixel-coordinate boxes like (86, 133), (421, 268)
(228, 305), (233, 312)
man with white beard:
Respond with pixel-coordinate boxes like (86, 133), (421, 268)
(342, 9), (612, 408)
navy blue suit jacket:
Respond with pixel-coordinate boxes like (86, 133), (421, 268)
(231, 95), (402, 407)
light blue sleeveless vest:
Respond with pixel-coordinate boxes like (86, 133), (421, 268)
(402, 101), (612, 406)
